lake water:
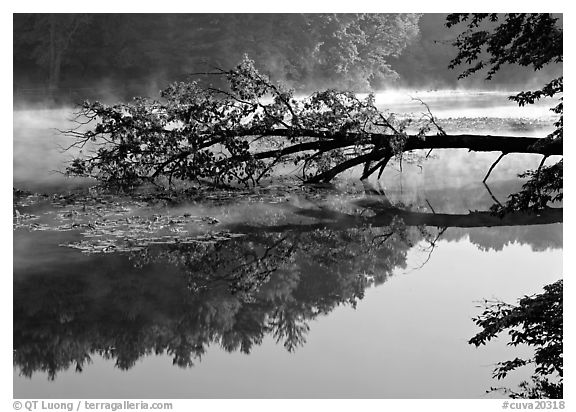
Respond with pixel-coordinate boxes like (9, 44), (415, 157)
(13, 90), (563, 398)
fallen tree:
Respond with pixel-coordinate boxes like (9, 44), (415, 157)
(64, 56), (561, 190)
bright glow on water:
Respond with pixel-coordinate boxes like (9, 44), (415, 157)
(370, 90), (558, 119)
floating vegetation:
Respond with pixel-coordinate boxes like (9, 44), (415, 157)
(12, 180), (440, 254)
(61, 232), (246, 254)
(13, 187), (252, 254)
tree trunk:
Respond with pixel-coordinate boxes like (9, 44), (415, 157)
(148, 130), (562, 185)
(48, 14), (58, 93)
(303, 133), (561, 183)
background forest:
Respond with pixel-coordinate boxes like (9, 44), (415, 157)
(13, 13), (562, 105)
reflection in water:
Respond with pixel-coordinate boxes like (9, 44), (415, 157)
(14, 225), (408, 379)
(13, 97), (562, 397)
(13, 196), (562, 380)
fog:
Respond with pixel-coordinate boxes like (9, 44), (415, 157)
(13, 88), (559, 194)
(370, 89), (559, 119)
(13, 108), (95, 192)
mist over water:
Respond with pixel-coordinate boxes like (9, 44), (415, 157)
(372, 89), (559, 120)
(13, 108), (95, 192)
(13, 89), (559, 194)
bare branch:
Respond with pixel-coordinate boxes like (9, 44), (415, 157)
(483, 152), (506, 183)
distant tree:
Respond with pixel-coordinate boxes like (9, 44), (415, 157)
(14, 14), (93, 92)
(301, 14), (421, 90)
(14, 13), (422, 98)
(164, 13), (423, 91)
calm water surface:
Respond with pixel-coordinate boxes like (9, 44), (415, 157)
(13, 92), (562, 398)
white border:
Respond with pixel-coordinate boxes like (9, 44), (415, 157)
(5, 4), (573, 411)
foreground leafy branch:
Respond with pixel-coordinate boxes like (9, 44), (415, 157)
(446, 13), (563, 214)
(469, 280), (563, 398)
(64, 56), (561, 190)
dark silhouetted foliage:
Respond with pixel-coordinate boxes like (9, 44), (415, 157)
(469, 280), (563, 398)
(447, 14), (563, 399)
(446, 13), (562, 214)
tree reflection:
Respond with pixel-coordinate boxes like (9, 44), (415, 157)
(14, 202), (562, 380)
